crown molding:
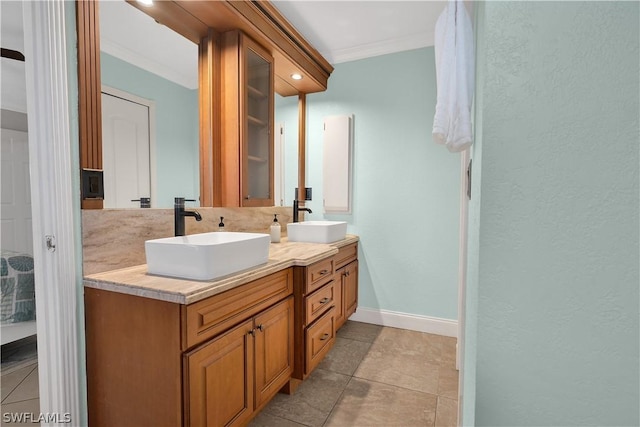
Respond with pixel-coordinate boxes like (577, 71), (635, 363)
(329, 31), (435, 64)
(100, 39), (198, 90)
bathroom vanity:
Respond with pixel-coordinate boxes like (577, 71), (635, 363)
(83, 236), (358, 427)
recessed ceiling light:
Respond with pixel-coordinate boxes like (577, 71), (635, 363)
(137, 0), (153, 6)
(291, 73), (303, 81)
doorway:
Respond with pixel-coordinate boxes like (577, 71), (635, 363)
(101, 87), (156, 208)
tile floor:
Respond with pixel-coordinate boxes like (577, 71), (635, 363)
(250, 321), (459, 427)
(1, 336), (40, 427)
(0, 322), (458, 427)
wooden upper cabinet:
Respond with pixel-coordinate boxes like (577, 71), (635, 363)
(220, 31), (274, 207)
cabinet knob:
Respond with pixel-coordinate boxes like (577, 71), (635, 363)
(248, 329), (255, 336)
(319, 333), (330, 341)
(257, 324), (264, 331)
(319, 297), (330, 304)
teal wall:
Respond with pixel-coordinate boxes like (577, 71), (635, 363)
(100, 53), (199, 207)
(464, 2), (640, 425)
(280, 48), (461, 320)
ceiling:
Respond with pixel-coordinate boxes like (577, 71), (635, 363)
(1, 0), (448, 113)
(272, 1), (446, 64)
(100, 0), (447, 90)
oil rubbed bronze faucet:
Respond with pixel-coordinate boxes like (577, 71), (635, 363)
(292, 200), (312, 223)
(174, 197), (202, 236)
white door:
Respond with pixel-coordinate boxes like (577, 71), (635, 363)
(1, 129), (33, 255)
(101, 92), (151, 208)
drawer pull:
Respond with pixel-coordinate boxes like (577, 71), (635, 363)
(319, 333), (330, 341)
(319, 269), (329, 275)
(319, 297), (330, 304)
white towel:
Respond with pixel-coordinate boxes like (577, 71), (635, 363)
(432, 0), (475, 153)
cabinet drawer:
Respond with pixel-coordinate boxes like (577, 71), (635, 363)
(305, 307), (335, 375)
(305, 281), (335, 325)
(184, 269), (293, 350)
(334, 243), (357, 270)
(306, 258), (334, 294)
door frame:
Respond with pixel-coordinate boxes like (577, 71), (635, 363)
(23, 1), (83, 423)
(101, 85), (157, 208)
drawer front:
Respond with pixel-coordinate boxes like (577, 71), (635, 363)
(305, 281), (335, 325)
(306, 257), (334, 294)
(184, 269), (293, 350)
(305, 307), (335, 375)
(334, 243), (357, 270)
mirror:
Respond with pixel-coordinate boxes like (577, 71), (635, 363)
(98, 0), (298, 209)
(275, 93), (299, 207)
(99, 0), (199, 208)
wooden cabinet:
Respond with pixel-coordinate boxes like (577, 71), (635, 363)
(341, 260), (358, 322)
(85, 269), (293, 427)
(221, 30), (274, 207)
(185, 297), (293, 427)
(292, 258), (337, 382)
(334, 243), (359, 330)
(184, 319), (254, 427)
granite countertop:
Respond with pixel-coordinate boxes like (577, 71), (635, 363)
(83, 235), (359, 305)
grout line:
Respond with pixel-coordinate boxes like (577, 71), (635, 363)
(1, 364), (38, 404)
(349, 374), (442, 399)
(320, 375), (354, 427)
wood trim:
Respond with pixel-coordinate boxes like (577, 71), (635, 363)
(252, 1), (333, 76)
(199, 29), (218, 207)
(76, 0), (103, 209)
(125, 0), (208, 44)
(297, 93), (306, 203)
(220, 30), (242, 206)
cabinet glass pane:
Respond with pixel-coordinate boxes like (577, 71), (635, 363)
(246, 48), (271, 201)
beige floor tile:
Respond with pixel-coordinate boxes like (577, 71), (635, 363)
(354, 346), (440, 395)
(0, 398), (40, 427)
(369, 327), (444, 364)
(325, 377), (437, 427)
(336, 321), (383, 343)
(262, 368), (350, 427)
(249, 410), (307, 427)
(2, 366), (39, 404)
(1, 364), (36, 402)
(437, 368), (459, 400)
(435, 396), (458, 427)
(318, 337), (371, 376)
(438, 336), (457, 369)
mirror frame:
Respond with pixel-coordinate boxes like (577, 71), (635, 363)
(76, 0), (332, 209)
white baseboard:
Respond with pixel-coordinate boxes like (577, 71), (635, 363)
(349, 307), (458, 338)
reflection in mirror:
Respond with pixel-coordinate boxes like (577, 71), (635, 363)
(99, 0), (199, 208)
(275, 93), (299, 207)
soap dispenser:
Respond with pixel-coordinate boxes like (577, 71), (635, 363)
(218, 217), (225, 232)
(270, 214), (281, 243)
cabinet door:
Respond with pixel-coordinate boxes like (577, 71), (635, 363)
(343, 261), (358, 320)
(334, 272), (345, 329)
(254, 296), (294, 408)
(185, 319), (254, 427)
(242, 36), (274, 207)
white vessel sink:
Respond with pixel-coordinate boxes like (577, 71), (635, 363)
(287, 221), (347, 244)
(145, 232), (270, 280)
